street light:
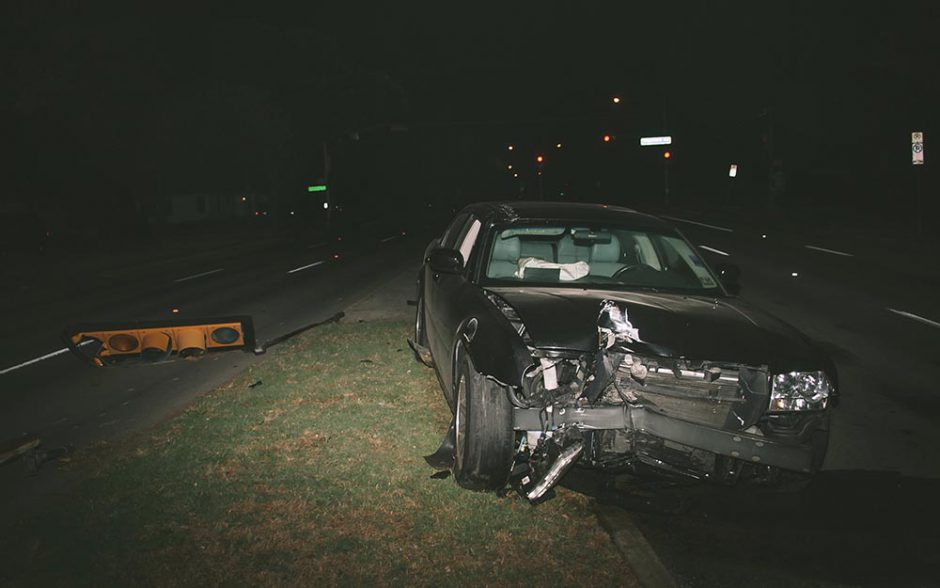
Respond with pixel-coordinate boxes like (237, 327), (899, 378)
(555, 143), (562, 149)
(536, 154), (544, 164)
(603, 134), (612, 143)
(612, 96), (621, 104)
(507, 145), (514, 151)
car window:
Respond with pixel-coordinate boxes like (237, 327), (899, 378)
(440, 213), (469, 249)
(659, 236), (717, 288)
(633, 234), (661, 270)
(482, 223), (721, 293)
(457, 219), (481, 268)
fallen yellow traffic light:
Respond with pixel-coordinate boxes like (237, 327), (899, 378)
(63, 316), (256, 366)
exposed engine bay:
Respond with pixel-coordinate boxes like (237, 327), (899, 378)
(506, 300), (826, 503)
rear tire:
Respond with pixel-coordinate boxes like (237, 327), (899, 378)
(453, 352), (515, 491)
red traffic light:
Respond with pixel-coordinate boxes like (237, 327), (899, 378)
(535, 154), (544, 164)
(663, 150), (672, 159)
(602, 134), (612, 143)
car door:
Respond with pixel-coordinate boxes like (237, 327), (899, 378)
(424, 214), (483, 398)
(421, 212), (469, 364)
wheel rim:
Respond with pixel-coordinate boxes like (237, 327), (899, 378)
(455, 370), (467, 472)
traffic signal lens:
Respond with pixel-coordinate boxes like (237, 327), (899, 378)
(141, 331), (172, 361)
(211, 327), (241, 345)
(108, 333), (139, 352)
(177, 328), (207, 357)
(603, 134), (612, 143)
(664, 151), (672, 159)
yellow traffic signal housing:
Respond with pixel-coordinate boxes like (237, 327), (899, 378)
(63, 316), (256, 366)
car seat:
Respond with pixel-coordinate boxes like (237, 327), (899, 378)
(589, 234), (625, 276)
(520, 240), (555, 262)
(486, 236), (521, 278)
(557, 234), (591, 264)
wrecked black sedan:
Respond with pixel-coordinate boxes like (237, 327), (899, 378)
(411, 202), (836, 502)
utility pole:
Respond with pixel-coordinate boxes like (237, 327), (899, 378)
(663, 156), (670, 207)
(912, 131), (925, 238)
(322, 141), (332, 231)
(662, 100), (671, 207)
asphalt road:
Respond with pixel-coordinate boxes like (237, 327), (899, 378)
(599, 211), (940, 587)
(0, 224), (423, 522)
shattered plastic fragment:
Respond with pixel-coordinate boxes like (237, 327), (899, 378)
(630, 362), (648, 382)
(598, 300), (641, 343)
(540, 357), (559, 390)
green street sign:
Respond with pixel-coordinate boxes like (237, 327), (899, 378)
(307, 185), (328, 192)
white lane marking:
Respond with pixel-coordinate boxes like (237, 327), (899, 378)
(699, 245), (730, 256)
(662, 215), (734, 232)
(173, 268), (225, 283)
(287, 260), (325, 274)
(380, 235), (398, 243)
(0, 340), (95, 375)
(804, 245), (853, 257)
(887, 308), (940, 329)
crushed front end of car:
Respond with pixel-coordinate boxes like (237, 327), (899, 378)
(506, 300), (833, 503)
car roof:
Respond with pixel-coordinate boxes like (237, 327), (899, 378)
(458, 201), (676, 232)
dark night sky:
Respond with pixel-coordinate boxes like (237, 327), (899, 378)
(2, 2), (937, 223)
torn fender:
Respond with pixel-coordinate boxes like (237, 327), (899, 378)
(460, 308), (534, 388)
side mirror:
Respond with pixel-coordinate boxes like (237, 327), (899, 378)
(715, 263), (741, 295)
(427, 248), (464, 274)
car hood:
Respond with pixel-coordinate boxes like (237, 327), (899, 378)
(487, 287), (826, 371)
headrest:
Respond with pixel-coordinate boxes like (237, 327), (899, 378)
(521, 240), (553, 260)
(591, 234), (621, 263)
(492, 236), (521, 261)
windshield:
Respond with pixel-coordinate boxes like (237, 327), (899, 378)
(481, 223), (721, 293)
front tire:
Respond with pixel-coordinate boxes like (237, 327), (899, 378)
(415, 293), (428, 348)
(453, 352), (515, 491)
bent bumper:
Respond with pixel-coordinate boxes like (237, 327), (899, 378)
(512, 405), (818, 473)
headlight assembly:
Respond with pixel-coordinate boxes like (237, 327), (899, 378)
(770, 371), (832, 411)
(485, 292), (531, 343)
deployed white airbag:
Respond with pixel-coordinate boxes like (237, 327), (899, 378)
(514, 257), (590, 281)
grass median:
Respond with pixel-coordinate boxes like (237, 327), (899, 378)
(5, 320), (633, 586)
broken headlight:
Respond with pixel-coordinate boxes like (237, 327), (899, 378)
(769, 371), (831, 411)
(485, 291), (531, 343)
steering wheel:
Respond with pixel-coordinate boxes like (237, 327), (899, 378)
(612, 263), (660, 279)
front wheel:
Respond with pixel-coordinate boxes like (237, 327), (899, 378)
(453, 352), (515, 491)
(414, 293), (428, 348)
